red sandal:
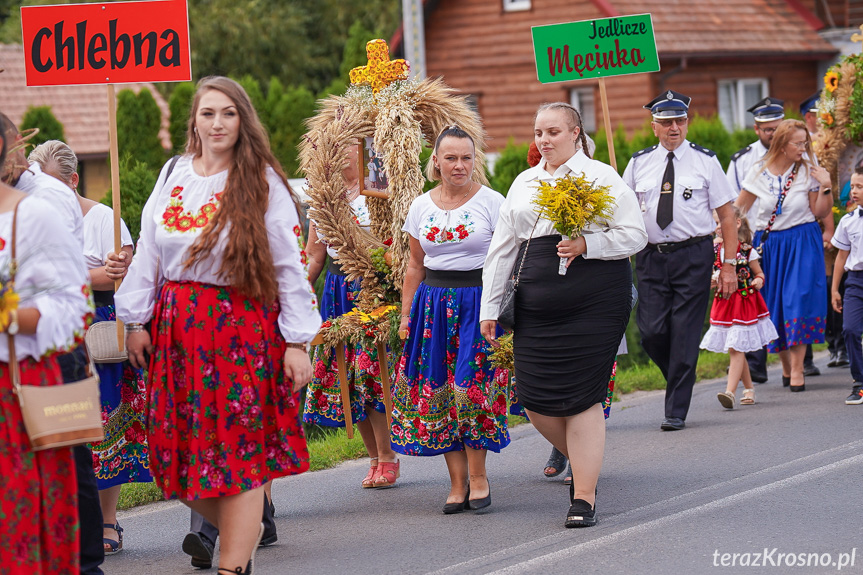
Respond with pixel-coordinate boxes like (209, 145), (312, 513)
(373, 459), (400, 488)
(362, 458), (379, 488)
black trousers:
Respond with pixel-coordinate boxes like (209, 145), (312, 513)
(57, 346), (105, 575)
(636, 239), (713, 420)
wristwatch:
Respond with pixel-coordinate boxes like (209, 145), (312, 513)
(822, 187), (832, 196)
(722, 258), (737, 265)
(286, 342), (311, 353)
(7, 309), (19, 336)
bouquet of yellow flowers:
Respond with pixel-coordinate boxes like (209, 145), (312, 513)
(532, 173), (616, 275)
(0, 280), (19, 333)
(321, 303), (402, 351)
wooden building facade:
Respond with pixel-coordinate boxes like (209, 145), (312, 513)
(394, 0), (842, 152)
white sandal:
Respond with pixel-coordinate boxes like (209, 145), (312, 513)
(717, 391), (735, 409)
(740, 389), (756, 405)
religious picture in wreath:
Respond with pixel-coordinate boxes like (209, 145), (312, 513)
(363, 137), (389, 192)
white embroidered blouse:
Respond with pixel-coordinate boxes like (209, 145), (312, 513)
(0, 196), (91, 361)
(114, 156), (321, 344)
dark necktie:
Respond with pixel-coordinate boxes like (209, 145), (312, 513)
(656, 151), (674, 229)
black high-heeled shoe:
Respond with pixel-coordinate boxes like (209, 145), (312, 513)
(544, 447), (567, 478)
(443, 489), (470, 514)
(468, 481), (491, 510)
(782, 376), (791, 387)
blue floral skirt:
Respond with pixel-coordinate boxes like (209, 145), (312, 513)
(89, 305), (153, 490)
(391, 281), (510, 456)
(754, 221), (826, 352)
(303, 270), (388, 426)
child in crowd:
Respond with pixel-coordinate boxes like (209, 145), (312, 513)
(830, 166), (863, 405)
(700, 206), (778, 409)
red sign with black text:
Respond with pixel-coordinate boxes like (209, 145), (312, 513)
(21, 0), (191, 86)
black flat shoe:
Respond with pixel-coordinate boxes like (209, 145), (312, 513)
(443, 489), (469, 514)
(544, 446), (567, 478)
(660, 417), (685, 431)
(182, 532), (215, 569)
(782, 376), (791, 387)
(565, 498), (597, 528)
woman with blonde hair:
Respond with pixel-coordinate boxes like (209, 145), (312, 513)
(481, 102), (646, 527)
(735, 119), (833, 392)
(115, 76), (320, 574)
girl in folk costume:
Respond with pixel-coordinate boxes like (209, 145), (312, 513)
(700, 206), (778, 408)
(303, 143), (398, 488)
(115, 76), (320, 575)
(0, 113), (93, 574)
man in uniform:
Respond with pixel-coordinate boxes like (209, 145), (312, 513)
(802, 91), (821, 136)
(726, 97), (785, 383)
(623, 90), (737, 431)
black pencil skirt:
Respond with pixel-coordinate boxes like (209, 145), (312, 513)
(513, 235), (632, 417)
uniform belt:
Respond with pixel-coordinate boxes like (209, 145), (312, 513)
(647, 235), (711, 254)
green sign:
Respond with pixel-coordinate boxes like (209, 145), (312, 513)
(531, 14), (660, 84)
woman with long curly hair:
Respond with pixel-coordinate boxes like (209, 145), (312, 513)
(115, 76), (320, 575)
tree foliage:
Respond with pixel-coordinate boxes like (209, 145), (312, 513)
(101, 155), (157, 242)
(19, 105), (64, 147)
(168, 82), (195, 154)
(116, 87), (165, 170)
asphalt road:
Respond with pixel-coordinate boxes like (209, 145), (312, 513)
(112, 351), (863, 575)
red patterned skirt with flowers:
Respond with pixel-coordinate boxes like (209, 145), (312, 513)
(0, 356), (79, 575)
(148, 281), (309, 500)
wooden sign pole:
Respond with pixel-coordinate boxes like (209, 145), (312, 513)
(598, 79), (617, 172)
(334, 344), (354, 438)
(107, 84), (124, 351)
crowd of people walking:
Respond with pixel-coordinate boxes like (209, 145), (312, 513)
(0, 75), (858, 575)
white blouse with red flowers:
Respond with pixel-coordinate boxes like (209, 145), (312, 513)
(0, 196), (92, 361)
(115, 156), (321, 344)
(402, 185), (503, 271)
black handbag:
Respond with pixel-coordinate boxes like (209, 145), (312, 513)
(497, 215), (540, 331)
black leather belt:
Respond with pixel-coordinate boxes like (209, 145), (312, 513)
(327, 260), (345, 276)
(423, 268), (483, 288)
(647, 235), (711, 254)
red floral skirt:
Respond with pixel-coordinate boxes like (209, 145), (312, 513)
(0, 357), (79, 575)
(148, 281), (310, 500)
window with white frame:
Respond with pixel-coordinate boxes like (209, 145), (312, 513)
(718, 78), (769, 131)
(503, 0), (531, 12)
(570, 87), (597, 134)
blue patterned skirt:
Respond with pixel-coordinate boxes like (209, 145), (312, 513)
(754, 221), (826, 352)
(303, 269), (387, 426)
(391, 273), (510, 456)
(89, 305), (152, 490)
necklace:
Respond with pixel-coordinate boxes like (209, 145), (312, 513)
(345, 180), (361, 202)
(438, 182), (475, 241)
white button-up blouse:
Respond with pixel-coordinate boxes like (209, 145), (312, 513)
(480, 150), (647, 322)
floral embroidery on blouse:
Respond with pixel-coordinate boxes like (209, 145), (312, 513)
(422, 212), (475, 244)
(162, 186), (223, 233)
(0, 237), (5, 251)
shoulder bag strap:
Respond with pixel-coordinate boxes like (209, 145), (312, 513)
(8, 197), (24, 399)
(756, 164), (798, 254)
(512, 214), (541, 287)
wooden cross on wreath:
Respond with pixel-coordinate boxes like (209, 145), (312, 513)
(851, 24), (863, 45)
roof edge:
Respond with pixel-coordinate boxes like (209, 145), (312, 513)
(783, 0), (825, 31)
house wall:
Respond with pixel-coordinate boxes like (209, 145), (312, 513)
(81, 158), (110, 201)
(423, 0), (829, 152)
(650, 58), (821, 120)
